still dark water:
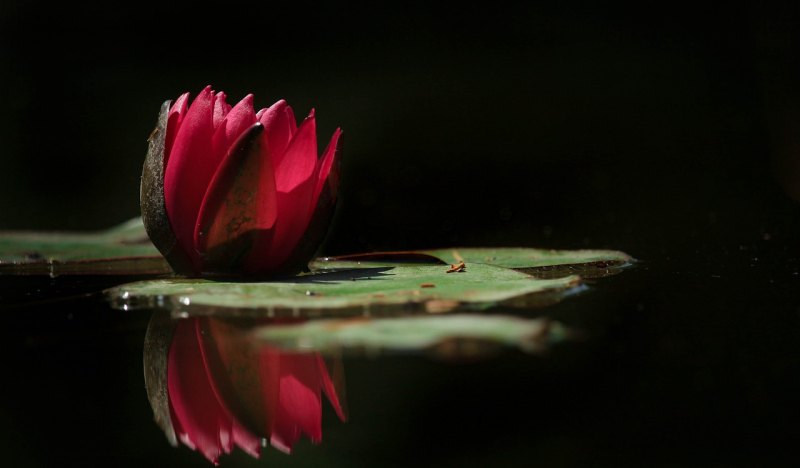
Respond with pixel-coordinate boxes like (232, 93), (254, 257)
(1, 233), (798, 468)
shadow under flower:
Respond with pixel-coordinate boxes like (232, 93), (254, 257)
(193, 266), (395, 285)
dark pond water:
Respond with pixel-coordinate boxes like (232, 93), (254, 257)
(2, 230), (798, 467)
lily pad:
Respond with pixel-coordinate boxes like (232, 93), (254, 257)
(0, 218), (169, 276)
(254, 314), (570, 357)
(0, 216), (632, 280)
(108, 263), (582, 316)
(314, 247), (633, 278)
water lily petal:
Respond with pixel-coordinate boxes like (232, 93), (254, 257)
(211, 94), (256, 174)
(275, 109), (316, 193)
(205, 319), (269, 436)
(195, 318), (262, 459)
(164, 92), (189, 164)
(310, 128), (343, 216)
(195, 123), (278, 273)
(260, 347), (282, 448)
(164, 86), (219, 270)
(142, 100), (195, 274)
(275, 109), (317, 193)
(258, 100), (296, 164)
(269, 353), (323, 452)
(167, 319), (230, 463)
(270, 129), (340, 275)
(265, 111), (318, 270)
(212, 91), (232, 129)
(285, 105), (297, 132)
(232, 422), (261, 459)
(317, 356), (346, 421)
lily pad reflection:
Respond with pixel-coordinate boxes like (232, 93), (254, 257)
(253, 314), (570, 359)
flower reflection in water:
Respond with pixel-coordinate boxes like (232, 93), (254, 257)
(143, 313), (346, 464)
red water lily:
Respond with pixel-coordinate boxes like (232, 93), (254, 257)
(141, 86), (342, 276)
(166, 317), (346, 464)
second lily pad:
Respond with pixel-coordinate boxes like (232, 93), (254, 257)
(314, 247), (633, 278)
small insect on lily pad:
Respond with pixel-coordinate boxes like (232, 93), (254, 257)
(108, 263), (583, 316)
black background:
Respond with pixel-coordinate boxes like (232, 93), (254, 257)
(2, 2), (800, 467)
